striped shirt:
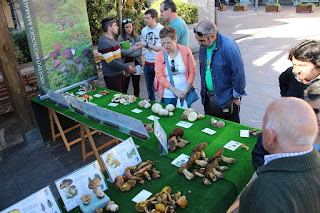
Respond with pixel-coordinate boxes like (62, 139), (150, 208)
(264, 147), (314, 165)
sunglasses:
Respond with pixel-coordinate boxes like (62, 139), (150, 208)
(194, 28), (211, 37)
(160, 8), (168, 13)
(170, 60), (176, 73)
(123, 18), (132, 24)
(314, 108), (320, 114)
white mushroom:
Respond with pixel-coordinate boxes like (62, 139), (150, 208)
(158, 109), (169, 116)
(138, 100), (146, 108)
(165, 104), (175, 112)
(168, 112), (174, 116)
(128, 95), (136, 103)
(144, 102), (151, 109)
(152, 103), (163, 114)
(187, 111), (198, 122)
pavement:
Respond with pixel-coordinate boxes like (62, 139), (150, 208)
(1, 5), (320, 211)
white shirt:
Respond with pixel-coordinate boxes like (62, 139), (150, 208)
(163, 51), (186, 98)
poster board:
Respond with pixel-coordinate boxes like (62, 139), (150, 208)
(19, 0), (97, 93)
(154, 119), (168, 155)
(0, 186), (61, 213)
(54, 161), (107, 212)
(100, 137), (142, 182)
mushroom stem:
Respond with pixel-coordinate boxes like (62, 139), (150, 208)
(212, 168), (224, 179)
(221, 155), (236, 164)
(193, 169), (205, 178)
(182, 169), (194, 180)
(195, 159), (208, 167)
(217, 166), (228, 171)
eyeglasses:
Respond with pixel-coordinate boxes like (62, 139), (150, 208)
(170, 60), (176, 73)
(314, 108), (320, 114)
(123, 18), (132, 24)
(194, 28), (211, 37)
(160, 8), (168, 13)
(106, 19), (116, 24)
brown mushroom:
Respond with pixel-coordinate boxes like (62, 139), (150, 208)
(192, 142), (208, 160)
(177, 196), (187, 209)
(193, 169), (205, 178)
(187, 151), (201, 167)
(135, 162), (153, 180)
(155, 203), (166, 213)
(178, 163), (194, 180)
(172, 128), (184, 138)
(206, 158), (224, 179)
(68, 22), (74, 31)
(136, 200), (151, 213)
(202, 178), (211, 186)
(63, 48), (75, 65)
(241, 143), (250, 151)
(80, 194), (91, 205)
(82, 49), (92, 63)
(144, 123), (153, 133)
(115, 175), (124, 189)
(177, 137), (190, 148)
(88, 178), (104, 198)
(150, 168), (160, 179)
(95, 208), (103, 213)
(168, 136), (178, 153)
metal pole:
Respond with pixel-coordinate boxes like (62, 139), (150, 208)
(255, 0), (258, 12)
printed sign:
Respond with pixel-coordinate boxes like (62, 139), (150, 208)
(100, 137), (142, 182)
(154, 119), (168, 155)
(54, 161), (107, 211)
(0, 186), (61, 213)
(19, 0), (97, 93)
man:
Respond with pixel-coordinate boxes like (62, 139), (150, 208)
(194, 21), (246, 123)
(98, 18), (135, 92)
(134, 9), (163, 101)
(239, 97), (320, 213)
(160, 0), (188, 46)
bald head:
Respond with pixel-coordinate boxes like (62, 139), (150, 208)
(196, 21), (217, 38)
(263, 97), (317, 153)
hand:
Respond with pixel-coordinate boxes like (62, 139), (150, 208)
(131, 45), (139, 51)
(134, 41), (147, 49)
(174, 89), (186, 100)
(233, 98), (241, 105)
(127, 65), (136, 74)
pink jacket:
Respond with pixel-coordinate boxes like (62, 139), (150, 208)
(155, 44), (196, 101)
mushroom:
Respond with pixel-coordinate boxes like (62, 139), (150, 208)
(197, 113), (205, 119)
(82, 49), (92, 63)
(80, 194), (91, 205)
(177, 139), (189, 148)
(217, 165), (228, 171)
(60, 21), (65, 33)
(143, 123), (153, 133)
(115, 175), (124, 189)
(136, 200), (151, 213)
(193, 169), (205, 178)
(252, 131), (262, 136)
(68, 22), (74, 31)
(63, 48), (75, 65)
(178, 163), (194, 180)
(202, 178), (211, 186)
(95, 208), (103, 213)
(158, 108), (169, 116)
(205, 161), (218, 182)
(172, 128), (184, 138)
(177, 196), (187, 209)
(75, 57), (84, 71)
(187, 151), (201, 167)
(61, 66), (68, 75)
(165, 104), (175, 112)
(53, 59), (62, 69)
(211, 118), (218, 127)
(150, 168), (160, 179)
(212, 148), (236, 164)
(206, 158), (224, 179)
(120, 179), (136, 191)
(217, 120), (225, 128)
(106, 201), (119, 212)
(49, 51), (61, 67)
(88, 178), (104, 198)
(138, 100), (147, 108)
(151, 103), (162, 114)
(155, 203), (166, 213)
(192, 142), (208, 161)
(54, 44), (62, 54)
(187, 111), (198, 122)
(241, 143), (250, 151)
(168, 112), (174, 116)
(60, 179), (73, 190)
(134, 162), (153, 180)
(168, 136), (178, 152)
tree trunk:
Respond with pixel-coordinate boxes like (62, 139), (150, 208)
(116, 0), (122, 33)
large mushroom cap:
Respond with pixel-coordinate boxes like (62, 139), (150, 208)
(63, 48), (75, 58)
(88, 178), (101, 189)
(60, 179), (73, 189)
(178, 163), (189, 173)
(60, 21), (65, 25)
(53, 59), (62, 68)
(187, 151), (201, 166)
(49, 51), (60, 58)
(75, 57), (82, 64)
(192, 142), (208, 153)
(82, 49), (92, 55)
(68, 22), (74, 27)
(212, 148), (224, 159)
(172, 128), (184, 138)
(54, 44), (62, 51)
(81, 194), (91, 202)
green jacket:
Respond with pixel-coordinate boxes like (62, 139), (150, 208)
(240, 148), (320, 213)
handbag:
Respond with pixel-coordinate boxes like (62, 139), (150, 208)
(163, 51), (199, 106)
(207, 93), (234, 117)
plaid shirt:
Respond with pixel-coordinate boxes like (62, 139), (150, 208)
(264, 147), (314, 165)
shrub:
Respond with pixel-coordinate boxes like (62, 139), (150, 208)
(151, 0), (198, 25)
(10, 30), (32, 64)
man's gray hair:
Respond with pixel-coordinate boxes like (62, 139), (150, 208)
(196, 21), (217, 39)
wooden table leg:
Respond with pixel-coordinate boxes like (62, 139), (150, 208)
(48, 109), (56, 142)
(51, 110), (71, 151)
(80, 125), (86, 162)
(83, 125), (106, 171)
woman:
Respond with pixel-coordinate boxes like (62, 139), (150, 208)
(118, 18), (142, 97)
(155, 26), (196, 107)
(279, 40), (320, 98)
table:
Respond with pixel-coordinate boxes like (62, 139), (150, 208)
(32, 86), (258, 213)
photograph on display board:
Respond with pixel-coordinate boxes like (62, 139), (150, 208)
(54, 161), (107, 212)
(100, 137), (142, 182)
(19, 0), (97, 92)
(0, 186), (61, 213)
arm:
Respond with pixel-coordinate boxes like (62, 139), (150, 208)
(134, 41), (164, 52)
(185, 48), (196, 92)
(98, 42), (129, 71)
(118, 36), (143, 57)
(279, 67), (294, 97)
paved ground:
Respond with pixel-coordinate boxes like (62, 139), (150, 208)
(1, 5), (320, 211)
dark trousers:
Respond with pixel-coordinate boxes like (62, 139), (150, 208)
(144, 64), (155, 101)
(123, 75), (141, 97)
(104, 74), (124, 93)
(204, 96), (240, 123)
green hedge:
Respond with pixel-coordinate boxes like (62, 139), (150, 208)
(151, 0), (198, 25)
(10, 30), (32, 64)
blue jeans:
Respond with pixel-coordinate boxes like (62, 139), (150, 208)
(144, 65), (155, 101)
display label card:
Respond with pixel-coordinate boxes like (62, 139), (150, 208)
(131, 108), (143, 114)
(202, 128), (217, 135)
(154, 119), (168, 155)
(147, 115), (159, 121)
(0, 186), (61, 213)
(240, 130), (250, 138)
(54, 161), (107, 212)
(108, 103), (119, 107)
(131, 190), (153, 203)
(176, 121), (193, 129)
(171, 154), (190, 167)
(93, 94), (103, 98)
(76, 91), (86, 95)
(100, 137), (142, 182)
(224, 140), (241, 151)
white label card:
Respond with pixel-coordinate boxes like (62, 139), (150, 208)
(108, 103), (119, 107)
(176, 121), (193, 129)
(240, 130), (250, 138)
(202, 128), (216, 135)
(223, 140), (241, 151)
(131, 108), (143, 113)
(76, 91), (86, 95)
(171, 154), (190, 167)
(93, 94), (103, 98)
(147, 115), (160, 121)
(132, 190), (153, 203)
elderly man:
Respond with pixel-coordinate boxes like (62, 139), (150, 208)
(194, 21), (246, 123)
(239, 97), (320, 213)
(160, 0), (188, 46)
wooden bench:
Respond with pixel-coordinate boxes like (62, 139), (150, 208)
(0, 72), (39, 115)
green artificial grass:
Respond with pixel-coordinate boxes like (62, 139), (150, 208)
(33, 86), (258, 212)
